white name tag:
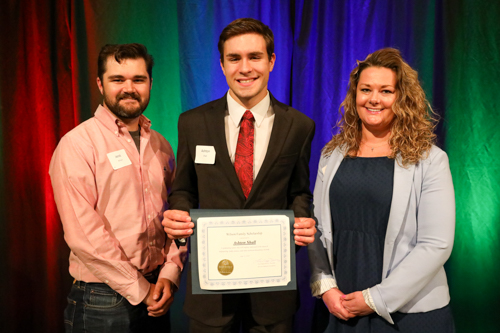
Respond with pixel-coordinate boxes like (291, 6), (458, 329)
(195, 145), (216, 164)
(107, 149), (132, 170)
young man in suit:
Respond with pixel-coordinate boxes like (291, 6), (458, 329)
(162, 18), (316, 332)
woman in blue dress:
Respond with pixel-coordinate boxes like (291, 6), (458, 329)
(308, 48), (455, 332)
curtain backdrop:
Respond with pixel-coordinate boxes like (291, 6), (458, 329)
(1, 1), (498, 332)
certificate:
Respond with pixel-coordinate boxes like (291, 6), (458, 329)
(190, 209), (297, 295)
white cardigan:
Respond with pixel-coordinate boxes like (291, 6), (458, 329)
(308, 145), (455, 324)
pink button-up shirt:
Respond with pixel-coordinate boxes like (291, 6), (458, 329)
(49, 105), (186, 305)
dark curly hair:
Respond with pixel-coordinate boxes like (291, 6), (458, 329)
(97, 43), (154, 81)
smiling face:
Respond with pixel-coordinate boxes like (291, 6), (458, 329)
(97, 56), (152, 121)
(356, 66), (397, 135)
(220, 33), (275, 109)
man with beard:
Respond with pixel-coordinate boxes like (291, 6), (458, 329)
(49, 43), (186, 333)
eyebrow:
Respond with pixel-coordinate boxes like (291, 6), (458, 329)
(359, 83), (395, 88)
(225, 51), (265, 58)
(225, 53), (241, 59)
(107, 75), (148, 80)
(248, 51), (264, 57)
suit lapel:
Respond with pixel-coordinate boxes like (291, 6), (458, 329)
(318, 148), (345, 246)
(247, 98), (292, 203)
(382, 156), (415, 277)
(207, 95), (246, 199)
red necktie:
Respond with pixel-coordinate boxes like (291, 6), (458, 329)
(234, 110), (255, 198)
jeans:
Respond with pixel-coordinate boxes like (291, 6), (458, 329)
(64, 281), (170, 333)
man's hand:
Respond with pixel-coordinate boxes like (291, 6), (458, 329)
(162, 210), (194, 240)
(293, 217), (317, 246)
(341, 291), (374, 317)
(322, 288), (355, 321)
(142, 278), (174, 317)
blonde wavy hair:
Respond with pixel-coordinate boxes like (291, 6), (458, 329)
(322, 48), (437, 166)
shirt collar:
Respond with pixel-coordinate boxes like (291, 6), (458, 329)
(94, 104), (151, 135)
(227, 91), (271, 128)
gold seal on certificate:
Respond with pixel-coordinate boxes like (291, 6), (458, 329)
(217, 259), (234, 276)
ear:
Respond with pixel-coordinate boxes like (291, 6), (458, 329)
(97, 77), (104, 95)
(150, 77), (153, 90)
(220, 59), (226, 76)
(269, 53), (276, 72)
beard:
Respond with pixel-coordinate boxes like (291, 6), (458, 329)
(103, 91), (150, 119)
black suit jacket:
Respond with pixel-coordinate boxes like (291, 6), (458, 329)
(169, 93), (315, 326)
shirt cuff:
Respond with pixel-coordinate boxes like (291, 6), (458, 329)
(119, 275), (151, 306)
(158, 262), (182, 289)
(310, 278), (338, 298)
(362, 288), (380, 316)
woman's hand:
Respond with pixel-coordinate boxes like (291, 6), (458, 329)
(322, 288), (356, 321)
(341, 291), (374, 317)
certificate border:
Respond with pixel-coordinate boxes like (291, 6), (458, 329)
(203, 219), (287, 287)
(190, 209), (297, 295)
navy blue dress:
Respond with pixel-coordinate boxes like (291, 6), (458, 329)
(325, 157), (454, 333)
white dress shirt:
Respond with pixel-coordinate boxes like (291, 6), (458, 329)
(225, 91), (274, 179)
